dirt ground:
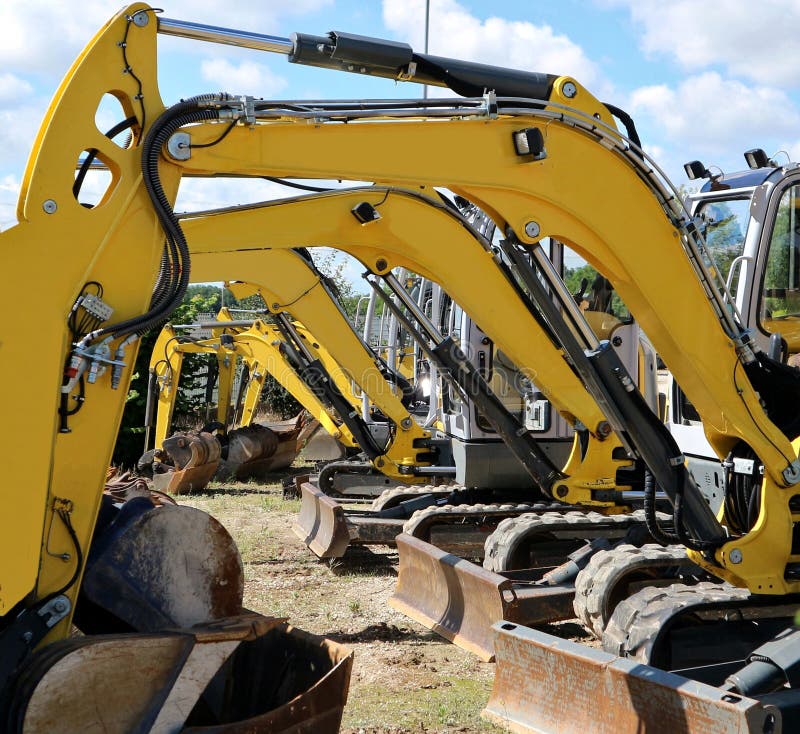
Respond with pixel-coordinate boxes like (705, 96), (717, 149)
(181, 469), (507, 733)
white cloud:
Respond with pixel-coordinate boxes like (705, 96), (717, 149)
(200, 59), (287, 96)
(0, 73), (33, 103)
(630, 72), (800, 151)
(382, 0), (607, 94)
(0, 175), (21, 230)
(628, 72), (800, 179)
(175, 177), (290, 214)
(615, 0), (800, 87)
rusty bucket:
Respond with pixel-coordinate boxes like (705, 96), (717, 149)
(10, 615), (353, 733)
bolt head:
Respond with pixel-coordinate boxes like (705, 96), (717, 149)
(524, 221), (540, 239)
(562, 81), (578, 99)
(729, 548), (743, 564)
(131, 10), (150, 27)
(43, 199), (57, 214)
(596, 421), (612, 438)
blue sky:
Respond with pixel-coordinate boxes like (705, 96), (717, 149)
(3, 0), (800, 284)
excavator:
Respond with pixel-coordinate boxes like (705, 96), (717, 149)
(150, 9), (800, 730)
(194, 251), (451, 496)
(141, 312), (351, 492)
(0, 7), (355, 732)
(12, 4), (800, 730)
(68, 6), (673, 664)
(181, 190), (665, 653)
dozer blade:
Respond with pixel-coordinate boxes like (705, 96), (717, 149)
(293, 482), (352, 558)
(10, 614), (353, 734)
(483, 622), (780, 734)
(389, 534), (574, 661)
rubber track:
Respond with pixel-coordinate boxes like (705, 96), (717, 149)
(369, 484), (458, 511)
(573, 543), (697, 638)
(482, 509), (670, 573)
(402, 501), (559, 537)
(602, 581), (745, 663)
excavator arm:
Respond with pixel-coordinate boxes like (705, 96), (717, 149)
(0, 3), (172, 630)
(147, 319), (357, 450)
(0, 9), (353, 730)
(155, 61), (799, 591)
(181, 190), (636, 507)
(189, 249), (435, 480)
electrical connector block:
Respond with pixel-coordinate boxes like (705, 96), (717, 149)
(80, 293), (113, 321)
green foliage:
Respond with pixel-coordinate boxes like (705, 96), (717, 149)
(699, 200), (747, 285)
(259, 373), (302, 419)
(112, 285), (222, 468)
(313, 249), (363, 320)
(563, 262), (629, 320)
(563, 263), (598, 296)
(763, 193), (800, 319)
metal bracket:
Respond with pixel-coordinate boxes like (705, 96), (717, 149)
(783, 459), (800, 486)
(38, 595), (72, 629)
(241, 95), (256, 126)
(397, 61), (417, 81)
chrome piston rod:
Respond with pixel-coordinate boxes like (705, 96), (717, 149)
(158, 16), (293, 55)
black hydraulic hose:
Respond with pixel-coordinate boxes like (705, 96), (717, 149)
(643, 469), (679, 546)
(73, 116), (138, 198)
(101, 101), (220, 340)
(603, 102), (641, 149)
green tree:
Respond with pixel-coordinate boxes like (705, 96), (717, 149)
(313, 249), (364, 320)
(112, 286), (222, 468)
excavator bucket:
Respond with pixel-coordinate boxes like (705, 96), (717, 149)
(220, 416), (309, 480)
(389, 534), (574, 661)
(9, 614), (352, 733)
(483, 622), (779, 734)
(293, 482), (353, 558)
(301, 420), (348, 461)
(151, 432), (222, 494)
(77, 501), (245, 632)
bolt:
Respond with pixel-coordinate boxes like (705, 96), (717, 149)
(131, 10), (150, 27)
(43, 199), (57, 214)
(596, 421), (612, 439)
(22, 631), (33, 644)
(612, 336), (623, 347)
(375, 258), (388, 272)
(400, 418), (412, 430)
(524, 221), (540, 239)
(53, 599), (67, 613)
(562, 81), (577, 99)
(555, 485), (568, 498)
(376, 458), (384, 467)
(730, 548), (743, 564)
